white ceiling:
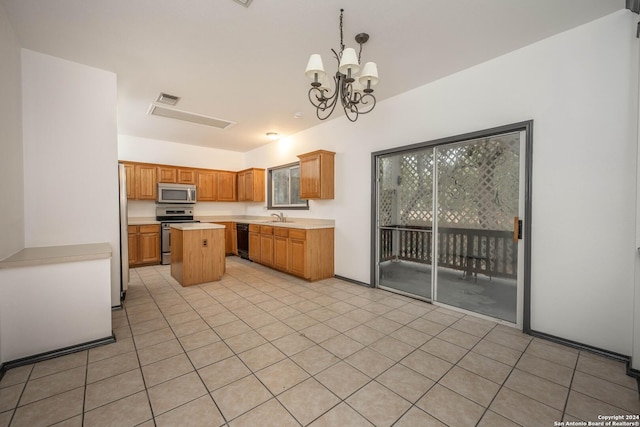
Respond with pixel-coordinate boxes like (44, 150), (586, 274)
(2, 0), (625, 152)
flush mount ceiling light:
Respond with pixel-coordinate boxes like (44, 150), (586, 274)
(148, 105), (235, 129)
(266, 132), (280, 141)
(305, 9), (379, 122)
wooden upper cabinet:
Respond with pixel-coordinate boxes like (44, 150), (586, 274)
(123, 163), (135, 199)
(157, 166), (177, 183)
(135, 164), (157, 200)
(249, 230), (260, 262)
(158, 166), (196, 184)
(121, 161), (262, 202)
(297, 150), (335, 200)
(218, 171), (237, 202)
(237, 168), (265, 202)
(197, 170), (218, 201)
(177, 168), (196, 184)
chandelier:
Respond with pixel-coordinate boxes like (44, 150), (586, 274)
(305, 9), (379, 122)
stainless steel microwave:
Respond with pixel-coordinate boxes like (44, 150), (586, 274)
(157, 183), (197, 204)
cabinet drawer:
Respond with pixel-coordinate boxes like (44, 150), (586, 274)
(289, 229), (306, 240)
(128, 225), (138, 234)
(249, 224), (260, 233)
(139, 224), (160, 233)
(274, 228), (289, 237)
(260, 226), (274, 235)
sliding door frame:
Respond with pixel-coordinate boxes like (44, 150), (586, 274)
(371, 120), (533, 332)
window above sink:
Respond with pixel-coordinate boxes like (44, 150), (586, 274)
(267, 162), (309, 210)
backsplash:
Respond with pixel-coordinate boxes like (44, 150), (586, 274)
(127, 200), (247, 219)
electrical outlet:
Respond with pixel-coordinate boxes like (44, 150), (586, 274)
(203, 239), (208, 247)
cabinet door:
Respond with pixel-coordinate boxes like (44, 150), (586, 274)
(218, 171), (237, 201)
(298, 155), (321, 199)
(260, 234), (273, 267)
(252, 169), (265, 202)
(298, 150), (334, 200)
(123, 163), (135, 199)
(197, 170), (218, 201)
(244, 171), (254, 201)
(128, 226), (139, 265)
(213, 222), (233, 255)
(157, 166), (177, 183)
(226, 224), (235, 255)
(232, 223), (238, 255)
(249, 232), (261, 262)
(237, 172), (246, 201)
(139, 226), (161, 264)
(274, 235), (288, 271)
(177, 168), (196, 184)
(136, 165), (158, 200)
(289, 238), (307, 278)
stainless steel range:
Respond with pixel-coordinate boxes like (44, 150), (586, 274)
(156, 205), (199, 265)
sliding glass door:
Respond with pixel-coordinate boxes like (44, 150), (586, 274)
(374, 124), (529, 325)
(377, 148), (434, 299)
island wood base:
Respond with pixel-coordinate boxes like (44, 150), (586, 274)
(170, 225), (225, 286)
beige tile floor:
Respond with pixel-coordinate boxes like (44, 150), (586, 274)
(1, 257), (638, 426)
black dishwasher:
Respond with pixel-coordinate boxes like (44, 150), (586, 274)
(236, 223), (249, 260)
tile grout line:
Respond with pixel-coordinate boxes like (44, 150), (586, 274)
(10, 259), (630, 426)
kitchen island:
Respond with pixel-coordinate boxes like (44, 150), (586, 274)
(170, 223), (226, 286)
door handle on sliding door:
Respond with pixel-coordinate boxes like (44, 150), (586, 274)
(514, 217), (522, 242)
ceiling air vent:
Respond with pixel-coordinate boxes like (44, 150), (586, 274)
(232, 0), (253, 7)
(147, 105), (235, 130)
(156, 93), (180, 106)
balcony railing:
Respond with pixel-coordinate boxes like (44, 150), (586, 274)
(379, 225), (517, 279)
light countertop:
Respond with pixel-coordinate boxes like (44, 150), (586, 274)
(128, 215), (335, 230)
(170, 223), (225, 231)
(0, 243), (112, 269)
(128, 217), (160, 225)
(197, 216), (334, 230)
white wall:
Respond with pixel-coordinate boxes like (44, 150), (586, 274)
(118, 134), (244, 170)
(246, 11), (638, 357)
(22, 50), (121, 306)
(0, 258), (112, 361)
(0, 4), (23, 260)
(0, 2), (23, 366)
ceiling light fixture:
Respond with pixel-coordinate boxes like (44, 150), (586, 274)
(266, 132), (280, 141)
(305, 9), (379, 122)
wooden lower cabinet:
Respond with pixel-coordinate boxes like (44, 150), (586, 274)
(250, 226), (334, 281)
(259, 226), (274, 267)
(248, 224), (261, 262)
(288, 231), (307, 278)
(232, 223), (238, 255)
(128, 224), (161, 266)
(288, 228), (334, 281)
(273, 228), (289, 271)
(211, 222), (236, 255)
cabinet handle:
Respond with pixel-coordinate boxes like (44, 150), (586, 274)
(513, 217), (522, 242)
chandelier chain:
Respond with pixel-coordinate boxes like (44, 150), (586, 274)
(339, 9), (345, 56)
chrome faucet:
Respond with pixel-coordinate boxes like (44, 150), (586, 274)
(270, 212), (285, 222)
